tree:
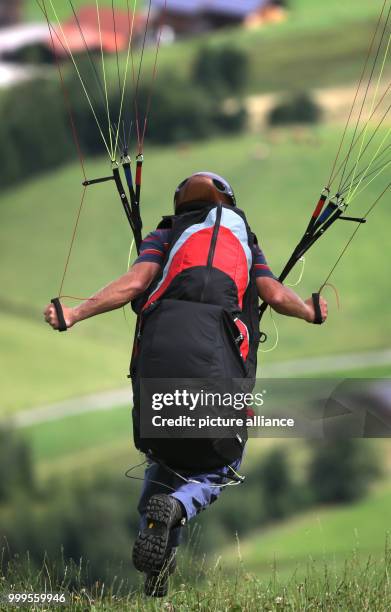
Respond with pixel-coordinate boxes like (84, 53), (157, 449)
(192, 45), (249, 97)
(307, 440), (381, 504)
(260, 448), (294, 519)
(0, 428), (35, 501)
(268, 92), (322, 125)
(3, 79), (73, 178)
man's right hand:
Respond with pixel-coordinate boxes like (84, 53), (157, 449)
(44, 302), (77, 331)
(304, 295), (328, 324)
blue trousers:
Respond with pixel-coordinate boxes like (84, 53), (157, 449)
(137, 457), (243, 548)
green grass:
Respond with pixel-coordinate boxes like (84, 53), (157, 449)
(1, 539), (390, 610)
(317, 365), (391, 378)
(25, 405), (131, 462)
(11, 350), (390, 482)
(132, 5), (389, 95)
(9, 0), (389, 416)
(25, 0), (389, 97)
(222, 17), (386, 94)
(23, 415), (295, 483)
(0, 311), (132, 412)
(1, 128), (390, 414)
(225, 485), (391, 579)
(22, 404), (139, 480)
(21, 405), (289, 479)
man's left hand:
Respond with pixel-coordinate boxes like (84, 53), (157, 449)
(304, 295), (328, 324)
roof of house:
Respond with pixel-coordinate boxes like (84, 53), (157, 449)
(151, 0), (269, 17)
(49, 6), (147, 57)
(73, 6), (146, 38)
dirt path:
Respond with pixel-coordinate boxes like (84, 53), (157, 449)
(8, 348), (390, 428)
(246, 83), (391, 130)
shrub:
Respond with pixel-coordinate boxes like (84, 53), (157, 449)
(307, 439), (381, 504)
(0, 116), (21, 186)
(0, 472), (140, 587)
(0, 79), (73, 187)
(268, 92), (322, 126)
(260, 448), (295, 519)
(0, 49), (248, 189)
(140, 74), (216, 144)
(65, 56), (118, 157)
(0, 428), (35, 502)
(130, 72), (247, 146)
(192, 45), (250, 97)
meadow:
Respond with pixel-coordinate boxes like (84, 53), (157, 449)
(24, 0), (390, 97)
(224, 486), (391, 576)
(1, 128), (390, 414)
(1, 521), (390, 610)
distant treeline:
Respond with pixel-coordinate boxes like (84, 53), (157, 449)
(0, 46), (249, 189)
(0, 427), (381, 588)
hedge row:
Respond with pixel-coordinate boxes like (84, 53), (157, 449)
(0, 46), (249, 189)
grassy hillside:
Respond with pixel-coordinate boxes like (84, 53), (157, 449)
(2, 549), (390, 610)
(2, 548), (390, 610)
(2, 493), (390, 610)
(23, 404), (136, 480)
(1, 128), (390, 414)
(224, 485), (391, 579)
(25, 0), (388, 97)
(20, 409), (307, 480)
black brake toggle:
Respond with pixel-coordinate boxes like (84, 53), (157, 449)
(51, 298), (68, 333)
(312, 292), (324, 325)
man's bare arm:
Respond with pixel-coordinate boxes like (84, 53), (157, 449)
(44, 262), (160, 330)
(256, 277), (328, 323)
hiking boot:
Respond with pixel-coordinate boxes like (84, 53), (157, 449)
(133, 494), (184, 574)
(144, 548), (177, 598)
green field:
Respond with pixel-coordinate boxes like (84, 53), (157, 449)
(1, 127), (390, 414)
(5, 0), (387, 416)
(25, 0), (389, 97)
(22, 404), (136, 479)
(2, 490), (390, 610)
(2, 550), (390, 611)
(19, 408), (306, 480)
(224, 485), (391, 578)
(19, 399), (295, 478)
(2, 549), (390, 611)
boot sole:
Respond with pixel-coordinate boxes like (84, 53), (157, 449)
(133, 495), (177, 573)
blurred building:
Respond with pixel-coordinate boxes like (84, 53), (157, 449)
(151, 0), (285, 38)
(0, 24), (48, 60)
(49, 6), (148, 57)
(0, 24), (48, 87)
(0, 0), (23, 27)
(0, 4), (148, 85)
